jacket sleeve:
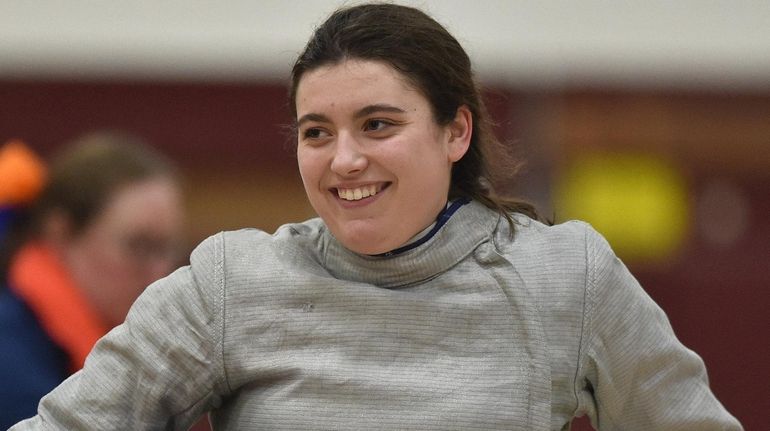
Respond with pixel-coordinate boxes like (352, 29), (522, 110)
(9, 233), (229, 431)
(576, 225), (742, 430)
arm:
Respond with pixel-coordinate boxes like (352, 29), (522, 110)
(576, 226), (742, 430)
(10, 234), (229, 430)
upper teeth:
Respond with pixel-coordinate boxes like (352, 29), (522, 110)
(338, 185), (378, 201)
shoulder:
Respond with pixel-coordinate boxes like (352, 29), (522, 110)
(187, 217), (327, 282)
(0, 287), (68, 412)
(492, 214), (623, 301)
(497, 213), (602, 264)
(192, 217), (324, 260)
(0, 286), (59, 359)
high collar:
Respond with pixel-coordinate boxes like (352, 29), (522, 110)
(319, 200), (500, 288)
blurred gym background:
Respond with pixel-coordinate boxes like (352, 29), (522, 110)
(1, 1), (767, 428)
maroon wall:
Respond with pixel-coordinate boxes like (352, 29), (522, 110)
(2, 79), (767, 429)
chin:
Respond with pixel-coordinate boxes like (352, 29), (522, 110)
(335, 229), (399, 255)
(340, 238), (389, 255)
(327, 217), (412, 255)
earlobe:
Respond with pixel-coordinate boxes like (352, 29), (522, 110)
(447, 105), (472, 162)
(40, 210), (74, 250)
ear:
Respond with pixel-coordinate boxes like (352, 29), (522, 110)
(40, 209), (75, 250)
(446, 105), (472, 163)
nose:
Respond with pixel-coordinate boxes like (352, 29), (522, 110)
(330, 132), (368, 176)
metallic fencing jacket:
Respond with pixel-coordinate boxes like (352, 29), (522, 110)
(12, 200), (742, 430)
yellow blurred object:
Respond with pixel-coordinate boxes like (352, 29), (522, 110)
(555, 152), (689, 262)
(0, 139), (47, 206)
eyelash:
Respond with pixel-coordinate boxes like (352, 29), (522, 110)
(300, 118), (400, 141)
(302, 128), (327, 139)
(363, 119), (392, 131)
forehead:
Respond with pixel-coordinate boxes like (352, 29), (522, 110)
(295, 59), (426, 114)
(93, 178), (181, 230)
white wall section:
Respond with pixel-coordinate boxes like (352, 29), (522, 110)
(1, 0), (769, 89)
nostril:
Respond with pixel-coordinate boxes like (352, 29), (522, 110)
(330, 153), (366, 176)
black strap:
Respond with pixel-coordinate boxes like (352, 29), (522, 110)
(372, 197), (471, 257)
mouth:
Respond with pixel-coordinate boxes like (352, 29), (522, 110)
(332, 183), (390, 201)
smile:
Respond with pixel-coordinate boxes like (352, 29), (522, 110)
(335, 184), (385, 201)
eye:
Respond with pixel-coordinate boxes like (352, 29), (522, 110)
(121, 235), (178, 262)
(302, 127), (330, 140)
(363, 119), (391, 132)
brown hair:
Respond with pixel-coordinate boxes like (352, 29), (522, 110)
(1, 131), (177, 272)
(289, 3), (542, 227)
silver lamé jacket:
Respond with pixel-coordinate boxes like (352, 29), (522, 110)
(12, 200), (742, 430)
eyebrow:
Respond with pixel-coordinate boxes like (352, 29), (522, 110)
(296, 113), (330, 127)
(354, 104), (406, 119)
(296, 104), (407, 127)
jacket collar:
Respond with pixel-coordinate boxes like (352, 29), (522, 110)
(319, 200), (500, 288)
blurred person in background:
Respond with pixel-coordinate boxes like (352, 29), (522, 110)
(0, 132), (185, 428)
(9, 4), (741, 430)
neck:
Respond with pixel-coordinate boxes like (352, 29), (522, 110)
(371, 197), (471, 257)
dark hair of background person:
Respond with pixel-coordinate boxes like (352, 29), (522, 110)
(0, 130), (179, 275)
(288, 3), (544, 227)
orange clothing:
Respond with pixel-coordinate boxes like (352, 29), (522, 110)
(8, 243), (109, 371)
(0, 140), (47, 206)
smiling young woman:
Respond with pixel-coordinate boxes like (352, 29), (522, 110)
(295, 60), (471, 255)
(9, 3), (741, 431)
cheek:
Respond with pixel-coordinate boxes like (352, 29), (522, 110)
(390, 140), (449, 181)
(297, 150), (325, 192)
(71, 232), (132, 273)
(65, 241), (130, 305)
(81, 247), (133, 282)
